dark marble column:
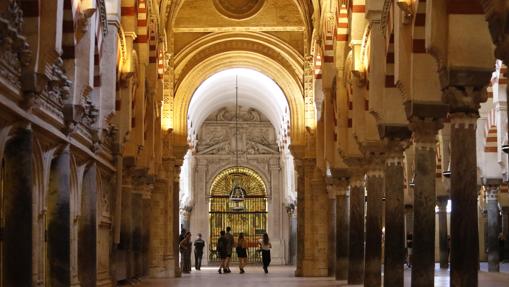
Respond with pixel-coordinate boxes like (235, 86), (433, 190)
(142, 196), (151, 275)
(79, 164), (97, 287)
(384, 153), (406, 287)
(328, 193), (337, 276)
(335, 179), (349, 281)
(502, 206), (509, 261)
(442, 68), (491, 287)
(437, 196), (449, 269)
(2, 128), (33, 287)
(409, 120), (442, 287)
(486, 185), (500, 272)
(132, 192), (143, 277)
(449, 114), (479, 286)
(294, 159), (305, 276)
(47, 146), (72, 287)
(348, 175), (365, 284)
(364, 168), (384, 287)
(120, 185), (134, 279)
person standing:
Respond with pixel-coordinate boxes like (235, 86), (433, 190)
(194, 233), (205, 270)
(258, 233), (272, 273)
(224, 226), (234, 273)
(236, 232), (248, 273)
(179, 232), (192, 274)
(217, 230), (228, 274)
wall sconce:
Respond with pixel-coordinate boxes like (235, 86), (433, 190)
(396, 0), (414, 25)
(502, 144), (509, 153)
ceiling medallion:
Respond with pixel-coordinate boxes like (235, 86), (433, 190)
(213, 0), (265, 20)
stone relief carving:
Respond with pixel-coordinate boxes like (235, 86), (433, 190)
(0, 0), (32, 89)
(197, 106), (278, 155)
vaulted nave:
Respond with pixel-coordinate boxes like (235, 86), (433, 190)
(1, 0), (509, 286)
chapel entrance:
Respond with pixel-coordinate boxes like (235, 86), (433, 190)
(209, 167), (267, 264)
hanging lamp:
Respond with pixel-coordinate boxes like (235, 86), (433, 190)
(229, 75), (246, 211)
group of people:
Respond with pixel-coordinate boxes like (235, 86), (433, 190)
(179, 230), (206, 273)
(178, 226), (272, 274)
(216, 226), (272, 274)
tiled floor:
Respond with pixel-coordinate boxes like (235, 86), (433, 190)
(137, 264), (509, 287)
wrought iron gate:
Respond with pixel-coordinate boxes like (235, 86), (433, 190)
(209, 167), (268, 264)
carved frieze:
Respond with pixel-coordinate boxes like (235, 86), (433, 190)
(0, 0), (32, 90)
(196, 106), (278, 155)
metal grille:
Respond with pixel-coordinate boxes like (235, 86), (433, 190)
(209, 167), (267, 264)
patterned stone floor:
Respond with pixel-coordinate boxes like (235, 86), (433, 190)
(136, 264), (509, 287)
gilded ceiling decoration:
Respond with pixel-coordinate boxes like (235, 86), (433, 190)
(213, 0), (265, 20)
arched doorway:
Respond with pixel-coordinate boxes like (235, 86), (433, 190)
(209, 167), (267, 264)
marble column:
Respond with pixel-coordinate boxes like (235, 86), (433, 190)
(47, 146), (72, 287)
(437, 196), (449, 269)
(449, 114), (479, 286)
(384, 152), (406, 287)
(132, 191), (143, 277)
(2, 128), (33, 287)
(502, 206), (509, 261)
(327, 191), (337, 276)
(294, 158), (305, 276)
(120, 181), (134, 279)
(443, 69), (491, 287)
(172, 164), (182, 277)
(409, 119), (442, 287)
(364, 166), (384, 287)
(79, 164), (98, 287)
(486, 185), (500, 272)
(149, 180), (168, 277)
(142, 195), (151, 276)
(348, 174), (365, 284)
(335, 177), (350, 280)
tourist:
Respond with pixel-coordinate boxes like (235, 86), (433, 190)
(217, 230), (228, 274)
(236, 232), (248, 273)
(194, 233), (205, 270)
(258, 233), (272, 273)
(179, 231), (192, 274)
(224, 226), (234, 273)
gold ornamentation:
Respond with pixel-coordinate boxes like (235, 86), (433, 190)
(213, 0), (265, 20)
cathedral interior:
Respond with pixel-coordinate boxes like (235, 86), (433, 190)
(1, 0), (509, 286)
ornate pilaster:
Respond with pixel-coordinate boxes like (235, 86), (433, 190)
(409, 118), (443, 287)
(442, 69), (491, 287)
(437, 196), (449, 269)
(485, 184), (501, 272)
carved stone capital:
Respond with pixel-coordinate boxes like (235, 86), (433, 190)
(480, 0), (509, 62)
(441, 69), (492, 114)
(409, 118), (443, 150)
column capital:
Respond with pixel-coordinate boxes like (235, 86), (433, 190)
(326, 173), (350, 197)
(441, 68), (492, 114)
(409, 118), (443, 150)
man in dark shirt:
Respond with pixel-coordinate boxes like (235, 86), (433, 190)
(194, 233), (205, 270)
(224, 226), (234, 273)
